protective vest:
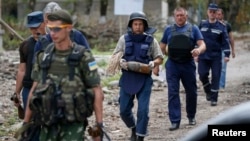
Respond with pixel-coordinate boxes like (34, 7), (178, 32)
(30, 43), (94, 126)
(22, 36), (36, 88)
(168, 23), (194, 63)
(120, 33), (153, 94)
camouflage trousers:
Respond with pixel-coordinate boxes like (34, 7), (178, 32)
(39, 122), (85, 141)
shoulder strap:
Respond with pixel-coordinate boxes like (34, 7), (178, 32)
(171, 24), (176, 33)
(145, 34), (154, 61)
(70, 29), (75, 41)
(67, 43), (86, 80)
(40, 43), (55, 84)
(38, 35), (51, 51)
(187, 23), (193, 35)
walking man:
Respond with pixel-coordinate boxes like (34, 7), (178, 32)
(160, 7), (206, 131)
(112, 11), (163, 141)
(14, 11), (46, 113)
(198, 3), (230, 106)
(216, 8), (235, 92)
(23, 9), (104, 141)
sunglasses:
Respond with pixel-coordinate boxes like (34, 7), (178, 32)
(47, 24), (71, 32)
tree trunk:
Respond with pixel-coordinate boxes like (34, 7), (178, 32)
(28, 0), (36, 12)
(99, 0), (108, 24)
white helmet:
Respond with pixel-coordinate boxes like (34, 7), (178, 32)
(43, 2), (62, 14)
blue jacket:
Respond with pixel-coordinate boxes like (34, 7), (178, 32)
(199, 20), (230, 59)
(33, 29), (90, 62)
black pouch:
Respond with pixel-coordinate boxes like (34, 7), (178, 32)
(30, 78), (56, 126)
(74, 88), (95, 122)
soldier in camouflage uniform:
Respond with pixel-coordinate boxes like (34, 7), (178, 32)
(23, 9), (104, 141)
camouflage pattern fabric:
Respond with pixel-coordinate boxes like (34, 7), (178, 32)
(39, 123), (85, 141)
(30, 43), (100, 139)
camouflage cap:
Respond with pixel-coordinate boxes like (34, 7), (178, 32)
(47, 9), (73, 24)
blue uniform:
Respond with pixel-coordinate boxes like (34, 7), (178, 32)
(198, 20), (230, 102)
(161, 23), (204, 124)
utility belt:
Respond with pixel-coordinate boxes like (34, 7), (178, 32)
(29, 78), (94, 126)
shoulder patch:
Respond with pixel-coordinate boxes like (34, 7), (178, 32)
(88, 61), (98, 71)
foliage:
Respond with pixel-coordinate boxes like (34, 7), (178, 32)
(101, 73), (121, 87)
(235, 1), (250, 32)
(2, 22), (30, 50)
(167, 0), (250, 31)
(2, 0), (250, 51)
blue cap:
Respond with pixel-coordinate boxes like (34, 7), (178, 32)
(26, 11), (44, 28)
(208, 3), (218, 10)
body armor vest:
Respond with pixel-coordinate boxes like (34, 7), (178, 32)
(120, 33), (153, 94)
(30, 43), (94, 125)
(168, 24), (194, 63)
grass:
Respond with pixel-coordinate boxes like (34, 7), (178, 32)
(0, 110), (21, 137)
(101, 73), (121, 87)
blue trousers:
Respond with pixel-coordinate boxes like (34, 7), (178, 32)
(198, 58), (221, 102)
(166, 59), (197, 124)
(220, 52), (227, 89)
(119, 76), (152, 136)
(22, 87), (40, 141)
(21, 87), (30, 112)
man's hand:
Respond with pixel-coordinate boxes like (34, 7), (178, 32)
(191, 48), (200, 57)
(120, 59), (128, 70)
(224, 57), (230, 63)
(11, 93), (21, 107)
(148, 61), (155, 70)
(88, 123), (103, 141)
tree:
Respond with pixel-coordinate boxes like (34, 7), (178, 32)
(99, 0), (108, 24)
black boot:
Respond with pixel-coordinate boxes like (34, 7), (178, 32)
(204, 83), (211, 101)
(137, 136), (144, 141)
(169, 123), (180, 131)
(130, 127), (136, 141)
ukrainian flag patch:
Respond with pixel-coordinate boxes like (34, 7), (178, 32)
(88, 61), (98, 71)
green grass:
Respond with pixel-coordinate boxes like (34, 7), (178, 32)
(101, 73), (121, 87)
